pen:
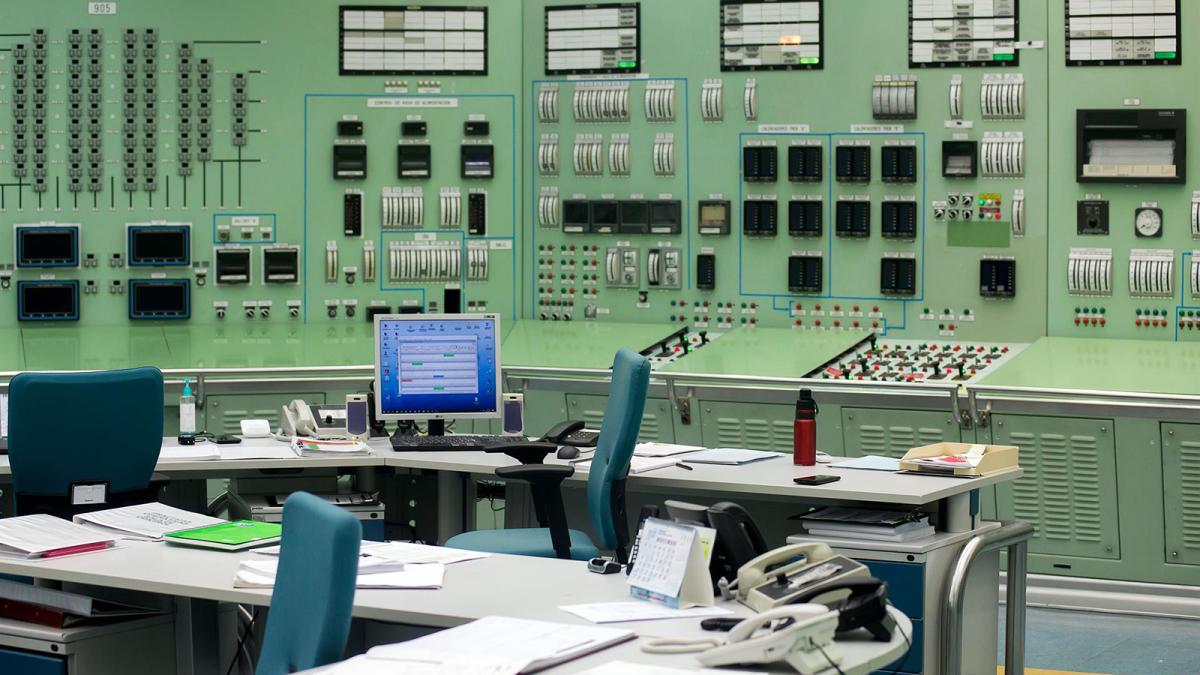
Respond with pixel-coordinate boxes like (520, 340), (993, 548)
(675, 462), (693, 471)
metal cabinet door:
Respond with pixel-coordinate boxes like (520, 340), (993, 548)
(992, 414), (1120, 560)
(205, 392), (328, 434)
(841, 407), (961, 458)
(697, 401), (795, 452)
(564, 394), (674, 442)
(1162, 423), (1200, 566)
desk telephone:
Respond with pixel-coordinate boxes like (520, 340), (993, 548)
(719, 542), (870, 613)
(280, 399), (361, 440)
(540, 419), (600, 447)
(696, 604), (841, 673)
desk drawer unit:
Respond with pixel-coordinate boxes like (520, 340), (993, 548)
(0, 648), (64, 675)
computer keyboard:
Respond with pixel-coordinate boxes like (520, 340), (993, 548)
(389, 434), (532, 452)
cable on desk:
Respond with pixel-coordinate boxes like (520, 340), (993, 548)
(817, 643), (846, 675)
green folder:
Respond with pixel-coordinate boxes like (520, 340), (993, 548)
(164, 520), (282, 551)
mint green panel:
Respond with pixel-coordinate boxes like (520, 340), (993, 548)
(521, 0), (1047, 341)
(205, 393), (327, 435)
(1162, 423), (1200, 566)
(22, 326), (173, 371)
(1047, 0), (1200, 341)
(0, 0), (523, 329)
(992, 415), (1120, 560)
(698, 401), (794, 452)
(564, 394), (673, 443)
(841, 408), (961, 459)
(521, 389), (569, 439)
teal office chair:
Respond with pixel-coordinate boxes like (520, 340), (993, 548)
(8, 367), (167, 518)
(256, 491), (361, 675)
(445, 347), (651, 561)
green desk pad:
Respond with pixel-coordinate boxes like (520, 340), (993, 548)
(21, 326), (173, 372)
(978, 336), (1200, 396)
(501, 320), (682, 370)
(660, 327), (870, 379)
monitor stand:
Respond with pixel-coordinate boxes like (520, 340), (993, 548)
(426, 419), (446, 436)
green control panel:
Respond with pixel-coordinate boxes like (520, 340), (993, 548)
(1, 0), (1198, 347)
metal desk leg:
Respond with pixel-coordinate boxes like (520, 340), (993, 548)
(174, 597), (219, 675)
(435, 471), (466, 544)
(941, 521), (1034, 675)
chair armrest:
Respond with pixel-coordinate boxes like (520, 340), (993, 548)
(492, 463), (575, 560)
(485, 441), (560, 465)
(494, 464), (575, 483)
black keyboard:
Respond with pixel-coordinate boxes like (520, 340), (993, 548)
(389, 434), (531, 452)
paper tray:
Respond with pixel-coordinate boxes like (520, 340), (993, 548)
(899, 442), (1018, 477)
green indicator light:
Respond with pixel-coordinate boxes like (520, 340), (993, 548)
(434, 387), (445, 391)
(413, 361), (424, 366)
(799, 57), (820, 65)
(1155, 52), (1177, 59)
(617, 60), (637, 68)
(993, 53), (1015, 61)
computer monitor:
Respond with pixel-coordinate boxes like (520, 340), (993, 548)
(373, 313), (501, 433)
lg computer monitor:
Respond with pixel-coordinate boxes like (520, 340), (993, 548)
(373, 313), (501, 427)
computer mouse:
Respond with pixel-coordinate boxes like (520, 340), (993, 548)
(556, 445), (580, 460)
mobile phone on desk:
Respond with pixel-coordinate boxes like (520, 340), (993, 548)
(794, 475), (840, 486)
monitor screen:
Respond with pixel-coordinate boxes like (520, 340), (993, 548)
(374, 313), (501, 420)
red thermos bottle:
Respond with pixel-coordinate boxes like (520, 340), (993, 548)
(793, 388), (818, 466)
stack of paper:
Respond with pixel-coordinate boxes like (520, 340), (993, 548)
(578, 455), (678, 475)
(291, 437), (371, 457)
(0, 578), (159, 628)
(74, 502), (225, 541)
(830, 455), (902, 472)
(327, 616), (634, 674)
(800, 507), (934, 543)
(0, 514), (115, 560)
(559, 601), (733, 624)
(158, 444), (221, 461)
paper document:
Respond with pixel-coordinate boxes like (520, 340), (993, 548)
(328, 653), (527, 675)
(74, 502), (225, 540)
(368, 616), (634, 672)
(559, 602), (734, 624)
(578, 455), (677, 475)
(633, 442), (704, 457)
(0, 393), (7, 438)
(234, 560), (445, 589)
(575, 662), (752, 675)
(680, 448), (780, 465)
(830, 455), (902, 471)
(291, 437), (371, 455)
(0, 514), (114, 559)
(159, 445), (221, 461)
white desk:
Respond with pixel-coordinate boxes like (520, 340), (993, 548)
(0, 541), (909, 675)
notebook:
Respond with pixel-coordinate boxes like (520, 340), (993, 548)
(164, 520), (282, 551)
(680, 448), (780, 465)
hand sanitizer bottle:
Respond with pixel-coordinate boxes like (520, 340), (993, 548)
(179, 379), (197, 434)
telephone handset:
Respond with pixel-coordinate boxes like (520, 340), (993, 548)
(719, 542), (834, 603)
(540, 419), (600, 447)
(281, 399), (318, 437)
(696, 604), (840, 673)
(790, 576), (894, 642)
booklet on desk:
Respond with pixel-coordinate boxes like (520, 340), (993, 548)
(0, 514), (115, 560)
(164, 520), (281, 551)
(0, 578), (159, 628)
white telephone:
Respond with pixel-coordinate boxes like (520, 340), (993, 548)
(719, 542), (869, 612)
(280, 399), (319, 438)
(696, 604), (840, 674)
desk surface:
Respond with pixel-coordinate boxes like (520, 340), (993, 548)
(977, 335), (1200, 396)
(0, 439), (1021, 506)
(0, 541), (909, 675)
(501, 320), (681, 370)
(383, 448), (1022, 506)
(658, 327), (868, 379)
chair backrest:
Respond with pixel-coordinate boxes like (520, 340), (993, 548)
(586, 348), (650, 549)
(256, 492), (361, 675)
(8, 367), (164, 502)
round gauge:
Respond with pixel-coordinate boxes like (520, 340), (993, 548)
(1135, 207), (1163, 237)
